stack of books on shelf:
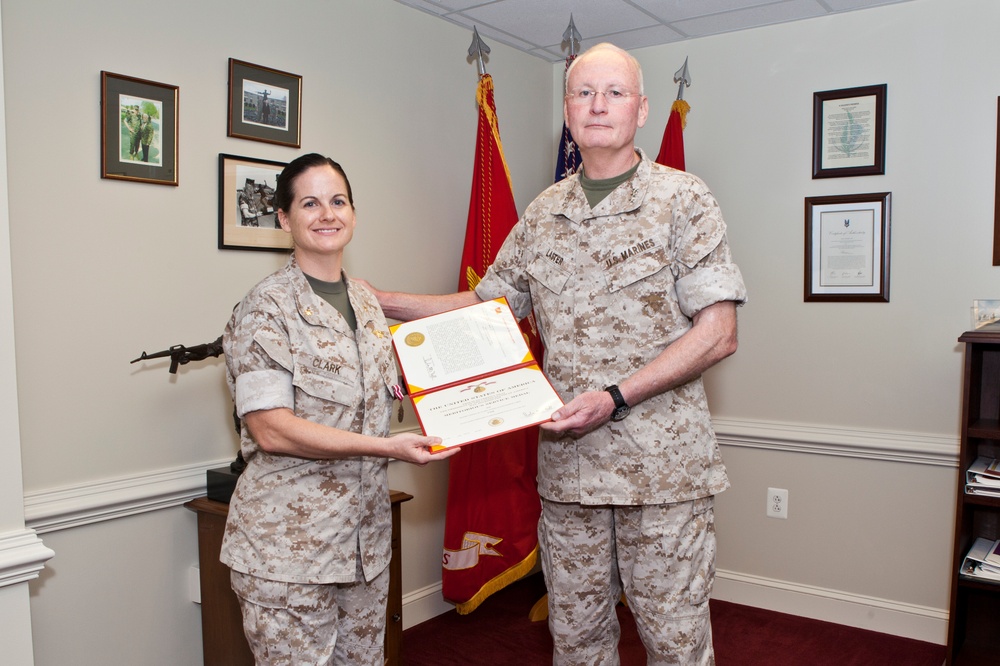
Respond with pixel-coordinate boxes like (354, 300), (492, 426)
(961, 537), (1000, 582)
(965, 456), (1000, 498)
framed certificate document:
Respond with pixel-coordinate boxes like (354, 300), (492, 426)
(390, 298), (563, 449)
(804, 192), (891, 302)
(812, 84), (886, 179)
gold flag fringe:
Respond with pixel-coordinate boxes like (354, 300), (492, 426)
(671, 98), (691, 130)
(478, 74), (515, 194)
(453, 545), (539, 615)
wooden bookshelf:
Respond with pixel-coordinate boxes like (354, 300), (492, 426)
(947, 325), (1000, 664)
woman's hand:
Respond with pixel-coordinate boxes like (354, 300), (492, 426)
(384, 432), (460, 465)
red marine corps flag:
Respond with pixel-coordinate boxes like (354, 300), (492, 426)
(655, 57), (692, 170)
(442, 31), (543, 614)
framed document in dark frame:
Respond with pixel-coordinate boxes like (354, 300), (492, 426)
(227, 59), (301, 148)
(101, 71), (178, 186)
(804, 192), (891, 302)
(812, 84), (886, 179)
(994, 97), (1000, 265)
(218, 153), (291, 252)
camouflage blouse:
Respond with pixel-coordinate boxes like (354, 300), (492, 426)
(221, 255), (398, 584)
(476, 150), (747, 505)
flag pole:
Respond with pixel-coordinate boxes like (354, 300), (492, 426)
(554, 15), (583, 182)
(444, 25), (543, 616)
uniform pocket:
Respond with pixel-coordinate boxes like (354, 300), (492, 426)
(604, 245), (670, 293)
(527, 253), (570, 295)
(231, 570), (289, 609)
(294, 361), (361, 408)
(686, 496), (716, 606)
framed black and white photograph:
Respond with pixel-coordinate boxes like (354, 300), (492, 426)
(812, 84), (886, 179)
(101, 71), (178, 185)
(218, 153), (290, 251)
(227, 59), (301, 148)
(804, 192), (891, 302)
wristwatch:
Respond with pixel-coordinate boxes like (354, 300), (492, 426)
(604, 384), (630, 422)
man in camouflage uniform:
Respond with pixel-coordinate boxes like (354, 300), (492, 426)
(369, 43), (745, 665)
(238, 178), (263, 226)
(223, 153), (457, 665)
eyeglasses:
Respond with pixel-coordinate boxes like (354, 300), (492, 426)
(565, 88), (642, 106)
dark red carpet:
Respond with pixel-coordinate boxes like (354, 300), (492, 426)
(401, 573), (945, 665)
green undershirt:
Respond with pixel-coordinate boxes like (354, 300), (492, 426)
(304, 274), (357, 331)
(580, 160), (641, 209)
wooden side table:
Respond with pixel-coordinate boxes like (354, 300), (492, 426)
(185, 490), (413, 666)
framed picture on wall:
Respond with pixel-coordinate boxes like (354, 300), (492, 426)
(218, 153), (291, 252)
(101, 71), (178, 186)
(227, 59), (302, 148)
(812, 84), (886, 179)
(804, 192), (891, 302)
(994, 97), (1000, 266)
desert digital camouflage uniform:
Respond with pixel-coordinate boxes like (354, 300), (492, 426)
(222, 254), (398, 665)
(476, 149), (747, 665)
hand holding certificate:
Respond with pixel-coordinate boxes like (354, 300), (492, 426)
(390, 297), (563, 450)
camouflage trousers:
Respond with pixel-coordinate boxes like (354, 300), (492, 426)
(230, 560), (388, 665)
(538, 496), (717, 666)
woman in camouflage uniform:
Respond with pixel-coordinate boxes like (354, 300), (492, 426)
(222, 153), (458, 665)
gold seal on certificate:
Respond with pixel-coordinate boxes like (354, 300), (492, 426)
(404, 332), (425, 347)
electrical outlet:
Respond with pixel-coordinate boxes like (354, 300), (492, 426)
(766, 487), (788, 519)
(189, 566), (201, 604)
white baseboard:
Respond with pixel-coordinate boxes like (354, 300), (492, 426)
(401, 571), (948, 644)
(401, 581), (455, 630)
(713, 569), (947, 645)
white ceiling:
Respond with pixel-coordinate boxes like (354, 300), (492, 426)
(393, 0), (914, 62)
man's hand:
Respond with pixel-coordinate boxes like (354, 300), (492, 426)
(540, 390), (616, 438)
(352, 277), (381, 300)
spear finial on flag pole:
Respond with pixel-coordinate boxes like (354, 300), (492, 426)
(657, 57), (692, 170)
(562, 14), (581, 58)
(674, 56), (691, 101)
(468, 26), (490, 76)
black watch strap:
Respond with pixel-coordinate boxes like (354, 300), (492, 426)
(604, 384), (630, 422)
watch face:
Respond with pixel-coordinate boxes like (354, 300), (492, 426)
(611, 405), (630, 422)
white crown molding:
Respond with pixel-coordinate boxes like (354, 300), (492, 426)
(22, 420), (957, 536)
(713, 417), (958, 467)
(0, 529), (54, 588)
(23, 458), (233, 534)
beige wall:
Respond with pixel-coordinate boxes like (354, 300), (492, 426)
(2, 0), (995, 662)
